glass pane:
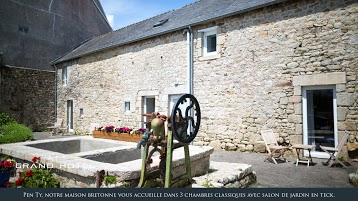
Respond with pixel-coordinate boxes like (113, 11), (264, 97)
(307, 89), (334, 151)
(206, 34), (216, 53)
(62, 68), (67, 85)
(125, 102), (130, 112)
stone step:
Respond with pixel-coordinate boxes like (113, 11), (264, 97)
(192, 161), (256, 188)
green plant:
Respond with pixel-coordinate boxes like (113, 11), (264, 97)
(121, 180), (131, 187)
(338, 156), (345, 161)
(0, 123), (33, 144)
(104, 175), (117, 186)
(15, 157), (59, 188)
(0, 113), (15, 127)
(201, 171), (214, 188)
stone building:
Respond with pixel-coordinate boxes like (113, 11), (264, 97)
(53, 0), (358, 159)
(0, 0), (112, 130)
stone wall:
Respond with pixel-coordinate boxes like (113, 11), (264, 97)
(0, 67), (55, 131)
(193, 0), (358, 153)
(57, 0), (358, 157)
(57, 31), (188, 133)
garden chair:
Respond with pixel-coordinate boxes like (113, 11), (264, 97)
(320, 131), (350, 168)
(47, 119), (67, 135)
(261, 129), (291, 164)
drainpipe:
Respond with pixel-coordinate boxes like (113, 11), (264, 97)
(184, 26), (194, 95)
(184, 27), (194, 144)
(54, 64), (58, 124)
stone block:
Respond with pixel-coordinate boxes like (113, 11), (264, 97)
(255, 117), (266, 125)
(336, 84), (346, 92)
(253, 141), (266, 153)
(224, 139), (232, 143)
(294, 86), (301, 96)
(288, 114), (302, 124)
(280, 97), (289, 105)
(237, 144), (246, 151)
(337, 122), (346, 131)
(245, 144), (254, 151)
(193, 141), (203, 146)
(345, 122), (357, 131)
(217, 35), (226, 45)
(289, 96), (301, 103)
(294, 103), (302, 115)
(292, 72), (346, 86)
(232, 139), (241, 144)
(287, 62), (299, 69)
(208, 140), (222, 150)
(349, 173), (358, 187)
(321, 59), (332, 66)
(327, 65), (341, 70)
(337, 107), (349, 121)
(225, 143), (237, 151)
(290, 135), (303, 145)
(295, 124), (303, 135)
(337, 93), (357, 107)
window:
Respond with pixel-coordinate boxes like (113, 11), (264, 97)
(199, 26), (218, 56)
(125, 101), (131, 113)
(62, 67), (68, 86)
(204, 31), (217, 54)
(79, 108), (84, 118)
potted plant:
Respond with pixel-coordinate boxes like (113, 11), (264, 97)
(0, 158), (15, 187)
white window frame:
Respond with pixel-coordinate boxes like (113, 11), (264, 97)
(79, 108), (84, 118)
(62, 67), (68, 86)
(124, 101), (131, 115)
(199, 26), (218, 56)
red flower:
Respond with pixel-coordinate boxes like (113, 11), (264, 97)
(4, 161), (13, 169)
(3, 181), (10, 187)
(26, 170), (33, 177)
(15, 178), (24, 186)
(32, 157), (40, 163)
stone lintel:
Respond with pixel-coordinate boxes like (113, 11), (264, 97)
(137, 90), (159, 97)
(292, 72), (346, 86)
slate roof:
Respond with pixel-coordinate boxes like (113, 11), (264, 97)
(53, 0), (286, 64)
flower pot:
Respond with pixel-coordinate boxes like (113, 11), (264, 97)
(0, 170), (11, 188)
(92, 131), (142, 142)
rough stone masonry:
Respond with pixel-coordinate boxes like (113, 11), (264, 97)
(56, 0), (358, 157)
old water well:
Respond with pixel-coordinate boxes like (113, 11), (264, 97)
(0, 136), (213, 186)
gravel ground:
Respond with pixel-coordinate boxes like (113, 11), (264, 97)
(210, 150), (358, 188)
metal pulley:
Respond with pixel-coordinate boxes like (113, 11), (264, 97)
(170, 94), (201, 144)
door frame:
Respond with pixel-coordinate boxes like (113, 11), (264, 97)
(169, 94), (183, 116)
(302, 85), (337, 158)
(143, 96), (155, 128)
(67, 100), (74, 132)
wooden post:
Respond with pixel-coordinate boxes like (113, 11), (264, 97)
(95, 170), (105, 188)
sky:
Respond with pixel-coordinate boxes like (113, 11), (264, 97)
(99, 0), (198, 30)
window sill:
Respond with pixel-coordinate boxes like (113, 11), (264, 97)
(199, 53), (221, 61)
